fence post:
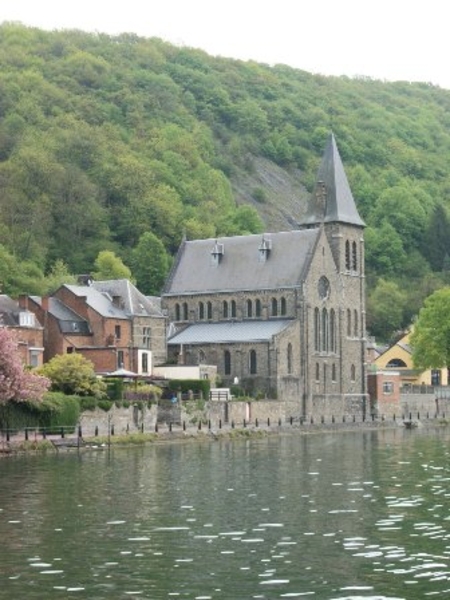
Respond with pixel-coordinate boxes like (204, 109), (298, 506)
(61, 427), (65, 438)
(25, 428), (29, 441)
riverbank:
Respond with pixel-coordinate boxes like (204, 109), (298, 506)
(1, 416), (446, 457)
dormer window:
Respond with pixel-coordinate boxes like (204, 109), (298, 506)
(211, 240), (224, 266)
(258, 235), (272, 262)
(19, 311), (35, 327)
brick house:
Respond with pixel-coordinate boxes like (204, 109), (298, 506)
(24, 279), (166, 375)
(0, 295), (44, 367)
(162, 134), (368, 417)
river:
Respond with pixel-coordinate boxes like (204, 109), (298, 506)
(1, 426), (450, 599)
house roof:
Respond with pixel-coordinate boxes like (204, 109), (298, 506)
(299, 133), (365, 228)
(163, 229), (320, 296)
(63, 284), (128, 319)
(31, 296), (91, 335)
(91, 280), (164, 318)
(168, 319), (293, 345)
(0, 295), (42, 328)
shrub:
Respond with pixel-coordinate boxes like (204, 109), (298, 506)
(0, 392), (80, 431)
(168, 379), (210, 399)
(252, 187), (267, 203)
(97, 399), (113, 412)
(78, 396), (98, 411)
(38, 353), (107, 398)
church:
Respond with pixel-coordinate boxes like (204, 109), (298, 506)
(162, 134), (367, 418)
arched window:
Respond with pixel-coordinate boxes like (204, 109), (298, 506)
(271, 297), (278, 316)
(280, 297), (287, 316)
(347, 308), (352, 337)
(354, 309), (358, 337)
(386, 358), (407, 368)
(199, 349), (206, 363)
(255, 299), (262, 318)
(207, 301), (212, 320)
(224, 350), (231, 375)
(351, 364), (356, 382)
(249, 349), (257, 374)
(332, 363), (337, 382)
(223, 301), (229, 319)
(182, 302), (188, 321)
(199, 302), (205, 320)
(322, 308), (328, 352)
(175, 303), (180, 321)
(315, 362), (320, 382)
(330, 309), (336, 353)
(314, 307), (320, 352)
(352, 241), (357, 271)
(231, 300), (237, 318)
(345, 240), (351, 270)
(247, 299), (253, 318)
(287, 343), (293, 374)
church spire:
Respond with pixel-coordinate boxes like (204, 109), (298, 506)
(300, 133), (365, 228)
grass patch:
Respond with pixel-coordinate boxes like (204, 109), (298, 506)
(88, 433), (158, 445)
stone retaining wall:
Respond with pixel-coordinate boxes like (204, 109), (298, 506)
(78, 393), (449, 437)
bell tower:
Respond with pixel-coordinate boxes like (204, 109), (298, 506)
(299, 133), (367, 415)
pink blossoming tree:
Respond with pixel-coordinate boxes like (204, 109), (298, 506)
(0, 328), (50, 404)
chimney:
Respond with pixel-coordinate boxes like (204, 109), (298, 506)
(41, 296), (49, 312)
(18, 294), (28, 310)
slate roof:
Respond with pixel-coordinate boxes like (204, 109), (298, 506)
(30, 296), (91, 335)
(0, 295), (42, 327)
(91, 280), (164, 317)
(63, 285), (128, 319)
(168, 319), (293, 345)
(163, 229), (319, 296)
(300, 133), (365, 228)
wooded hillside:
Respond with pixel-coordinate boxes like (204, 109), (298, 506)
(2, 22), (450, 341)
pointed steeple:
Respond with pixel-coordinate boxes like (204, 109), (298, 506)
(300, 133), (365, 228)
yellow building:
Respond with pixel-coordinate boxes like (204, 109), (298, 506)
(372, 331), (448, 388)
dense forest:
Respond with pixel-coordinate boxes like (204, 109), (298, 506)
(2, 23), (450, 342)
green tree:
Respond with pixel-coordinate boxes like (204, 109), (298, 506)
(366, 279), (407, 341)
(423, 203), (450, 271)
(410, 287), (450, 373)
(131, 232), (170, 295)
(92, 250), (133, 281)
(38, 353), (107, 398)
(43, 260), (77, 294)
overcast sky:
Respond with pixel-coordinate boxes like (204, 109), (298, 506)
(2, 0), (449, 89)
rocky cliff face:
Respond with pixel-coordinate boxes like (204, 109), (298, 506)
(231, 156), (309, 232)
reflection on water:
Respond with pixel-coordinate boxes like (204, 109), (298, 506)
(1, 427), (450, 599)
